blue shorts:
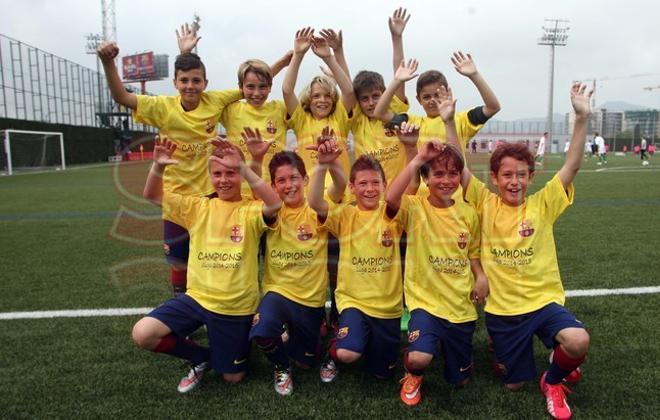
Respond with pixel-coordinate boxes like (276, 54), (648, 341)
(335, 307), (400, 378)
(406, 309), (475, 385)
(249, 292), (325, 366)
(485, 303), (585, 384)
(163, 193), (217, 266)
(148, 294), (253, 374)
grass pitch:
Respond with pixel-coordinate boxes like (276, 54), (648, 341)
(0, 153), (659, 419)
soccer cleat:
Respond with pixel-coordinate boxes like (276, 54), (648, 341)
(540, 371), (573, 420)
(399, 372), (424, 406)
(177, 361), (209, 393)
(549, 351), (582, 384)
(320, 359), (338, 383)
(273, 366), (293, 396)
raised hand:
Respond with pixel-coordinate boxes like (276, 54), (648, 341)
(294, 27), (314, 55)
(176, 23), (201, 53)
(396, 121), (420, 148)
(437, 85), (457, 122)
(306, 126), (342, 164)
(96, 42), (119, 63)
(418, 140), (445, 163)
(388, 7), (411, 37)
(319, 28), (343, 52)
(241, 127), (274, 161)
(394, 59), (419, 83)
(471, 274), (489, 305)
(311, 36), (332, 59)
(570, 83), (592, 117)
(451, 51), (478, 77)
(153, 135), (179, 166)
(210, 135), (232, 158)
(209, 137), (242, 170)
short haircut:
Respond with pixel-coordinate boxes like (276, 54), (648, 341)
(353, 70), (385, 98)
(416, 70), (448, 96)
(174, 53), (206, 79)
(420, 143), (465, 178)
(268, 151), (307, 181)
(350, 154), (386, 183)
(299, 75), (339, 114)
(490, 142), (535, 175)
(238, 59), (273, 88)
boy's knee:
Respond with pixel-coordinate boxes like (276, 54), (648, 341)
(504, 381), (526, 391)
(131, 317), (168, 350)
(558, 328), (590, 357)
(406, 351), (433, 370)
(336, 349), (361, 364)
(223, 372), (246, 383)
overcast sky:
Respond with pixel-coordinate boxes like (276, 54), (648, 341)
(2, 0), (659, 120)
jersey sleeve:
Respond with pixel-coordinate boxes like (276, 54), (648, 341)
(390, 95), (409, 114)
(161, 192), (203, 229)
(538, 174), (575, 223)
(287, 103), (306, 133)
(393, 194), (412, 228)
(464, 175), (491, 213)
(208, 89), (243, 109)
(244, 199), (271, 237)
(321, 201), (345, 237)
(133, 95), (168, 127)
(467, 207), (481, 259)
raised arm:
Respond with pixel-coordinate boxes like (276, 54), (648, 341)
(97, 42), (137, 109)
(451, 52), (500, 118)
(320, 29), (350, 80)
(283, 27), (314, 116)
(388, 7), (411, 101)
(437, 85), (473, 189)
(312, 36), (356, 112)
(270, 50), (293, 79)
(374, 59), (418, 123)
(143, 136), (179, 206)
(241, 127), (274, 179)
(558, 83), (592, 189)
(306, 127), (344, 217)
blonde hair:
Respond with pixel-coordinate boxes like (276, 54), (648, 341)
(298, 75), (339, 114)
(237, 59), (273, 88)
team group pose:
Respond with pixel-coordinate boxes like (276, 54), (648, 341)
(97, 7), (591, 419)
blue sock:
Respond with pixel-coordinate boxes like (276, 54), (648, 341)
(256, 337), (290, 369)
(545, 362), (570, 385)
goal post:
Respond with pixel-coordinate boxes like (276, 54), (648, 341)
(1, 129), (66, 175)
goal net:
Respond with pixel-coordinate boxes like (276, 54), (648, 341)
(1, 129), (65, 175)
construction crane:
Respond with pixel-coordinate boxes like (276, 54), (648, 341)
(643, 86), (660, 91)
(574, 73), (660, 109)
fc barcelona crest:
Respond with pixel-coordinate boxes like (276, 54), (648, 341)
(518, 220), (535, 237)
(381, 229), (394, 247)
(205, 119), (215, 134)
(296, 224), (313, 241)
(230, 225), (244, 243)
(252, 313), (260, 326)
(337, 327), (349, 339)
(408, 329), (420, 343)
(458, 232), (468, 249)
(266, 119), (277, 134)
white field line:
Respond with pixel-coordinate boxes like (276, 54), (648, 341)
(1, 286), (659, 320)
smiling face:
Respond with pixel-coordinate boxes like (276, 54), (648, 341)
(272, 164), (307, 208)
(350, 169), (385, 211)
(424, 159), (461, 207)
(308, 82), (335, 119)
(241, 71), (272, 108)
(209, 158), (242, 201)
(173, 68), (208, 110)
(490, 157), (535, 206)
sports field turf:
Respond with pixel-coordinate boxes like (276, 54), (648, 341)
(1, 153), (659, 419)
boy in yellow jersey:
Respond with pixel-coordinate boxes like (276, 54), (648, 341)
(131, 136), (281, 393)
(249, 148), (346, 396)
(461, 84), (592, 420)
(308, 129), (403, 382)
(176, 25), (293, 197)
(374, 54), (500, 195)
(97, 37), (243, 296)
(385, 96), (488, 405)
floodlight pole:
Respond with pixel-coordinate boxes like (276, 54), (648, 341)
(191, 14), (201, 54)
(85, 33), (104, 126)
(538, 19), (569, 151)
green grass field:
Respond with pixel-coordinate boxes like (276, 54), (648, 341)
(1, 154), (659, 419)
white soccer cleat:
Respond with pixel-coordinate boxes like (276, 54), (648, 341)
(177, 361), (209, 393)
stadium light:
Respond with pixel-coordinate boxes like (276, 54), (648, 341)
(538, 19), (570, 149)
(85, 33), (104, 126)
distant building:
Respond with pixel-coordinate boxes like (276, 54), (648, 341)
(623, 110), (659, 139)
